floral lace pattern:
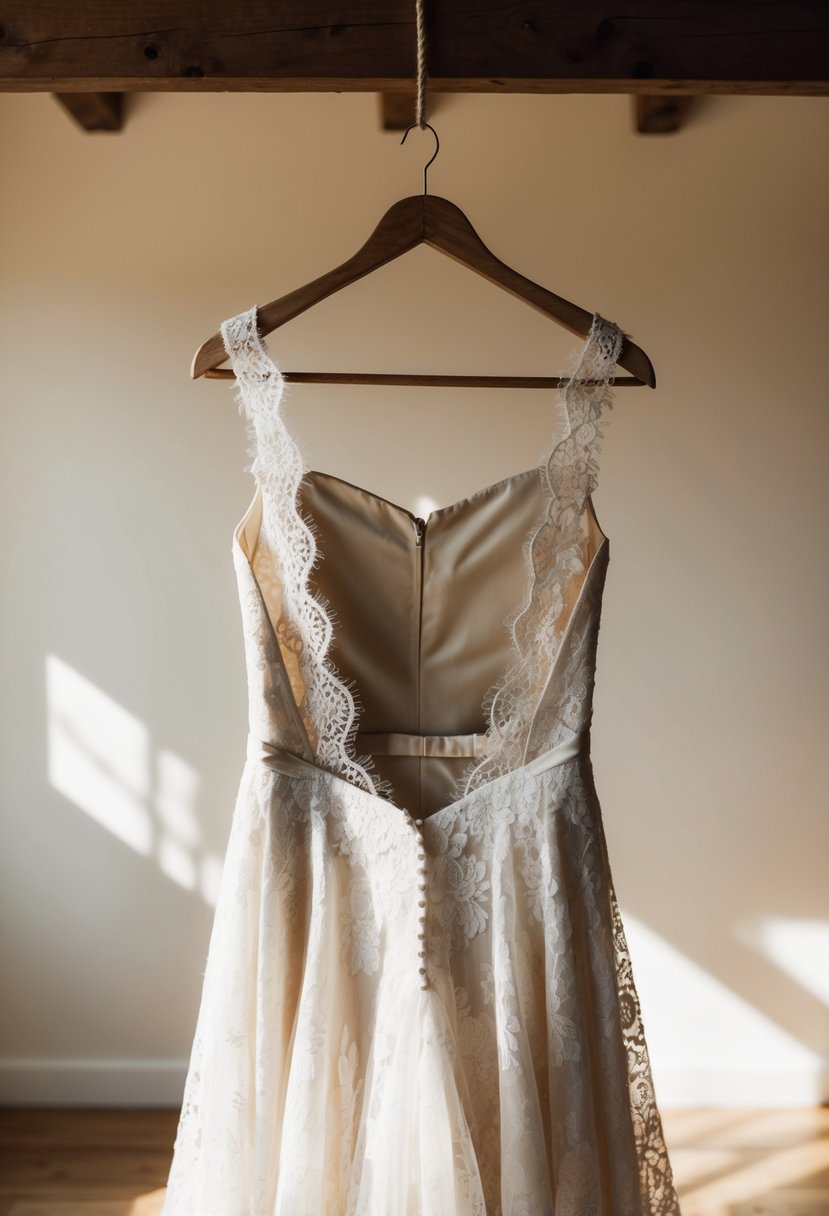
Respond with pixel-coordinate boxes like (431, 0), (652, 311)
(163, 755), (680, 1215)
(160, 305), (683, 1215)
(221, 308), (395, 799)
(458, 313), (623, 797)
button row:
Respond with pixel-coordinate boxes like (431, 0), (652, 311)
(408, 814), (428, 989)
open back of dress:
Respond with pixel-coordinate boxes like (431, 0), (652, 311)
(160, 305), (683, 1216)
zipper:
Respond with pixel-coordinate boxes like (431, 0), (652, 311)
(412, 516), (426, 809)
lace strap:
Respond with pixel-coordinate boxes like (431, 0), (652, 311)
(461, 312), (625, 795)
(220, 306), (389, 798)
(520, 310), (624, 641)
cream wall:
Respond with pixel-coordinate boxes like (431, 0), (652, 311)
(1, 89), (827, 1108)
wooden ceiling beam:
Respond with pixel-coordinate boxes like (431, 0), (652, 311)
(53, 91), (124, 131)
(633, 94), (695, 134)
(0, 2), (827, 95)
(380, 92), (416, 132)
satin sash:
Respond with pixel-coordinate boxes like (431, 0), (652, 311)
(246, 727), (590, 789)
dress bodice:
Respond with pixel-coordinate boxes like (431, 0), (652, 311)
(226, 305), (618, 821)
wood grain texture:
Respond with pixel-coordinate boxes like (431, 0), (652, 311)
(0, 2), (827, 93)
(52, 92), (123, 131)
(0, 1106), (827, 1214)
(202, 371), (648, 387)
(192, 193), (656, 387)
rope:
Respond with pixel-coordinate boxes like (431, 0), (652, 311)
(415, 0), (427, 128)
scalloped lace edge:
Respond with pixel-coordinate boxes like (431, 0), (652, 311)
(220, 308), (396, 800)
(456, 313), (624, 799)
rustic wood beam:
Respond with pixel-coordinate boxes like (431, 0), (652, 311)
(380, 92), (416, 131)
(633, 94), (694, 134)
(53, 90), (124, 130)
(0, 3), (827, 95)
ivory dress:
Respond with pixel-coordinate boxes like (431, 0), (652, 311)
(160, 305), (683, 1216)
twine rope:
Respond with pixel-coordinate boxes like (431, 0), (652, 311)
(415, 0), (427, 128)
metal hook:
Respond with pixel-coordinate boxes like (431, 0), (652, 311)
(400, 122), (439, 196)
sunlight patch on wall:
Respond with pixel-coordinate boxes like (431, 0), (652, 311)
(46, 655), (153, 854)
(46, 654), (222, 906)
(736, 916), (829, 1007)
(156, 748), (202, 892)
(622, 913), (824, 1106)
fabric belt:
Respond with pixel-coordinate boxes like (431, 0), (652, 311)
(354, 731), (489, 758)
(246, 728), (590, 783)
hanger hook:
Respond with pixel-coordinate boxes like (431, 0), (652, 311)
(400, 122), (439, 196)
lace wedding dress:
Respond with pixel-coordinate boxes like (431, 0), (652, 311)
(160, 305), (683, 1215)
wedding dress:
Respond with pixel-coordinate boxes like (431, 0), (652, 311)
(160, 304), (683, 1215)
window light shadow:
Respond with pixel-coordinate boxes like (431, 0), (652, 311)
(666, 1106), (829, 1214)
(45, 654), (222, 906)
(621, 914), (827, 1109)
(736, 916), (829, 1009)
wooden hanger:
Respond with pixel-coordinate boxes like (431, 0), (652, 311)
(192, 125), (654, 390)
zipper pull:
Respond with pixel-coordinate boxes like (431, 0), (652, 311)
(412, 516), (426, 546)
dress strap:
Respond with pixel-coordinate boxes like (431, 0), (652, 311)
(221, 306), (393, 801)
(549, 312), (625, 519)
(458, 312), (625, 799)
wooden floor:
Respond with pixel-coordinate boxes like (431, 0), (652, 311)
(0, 1106), (827, 1215)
